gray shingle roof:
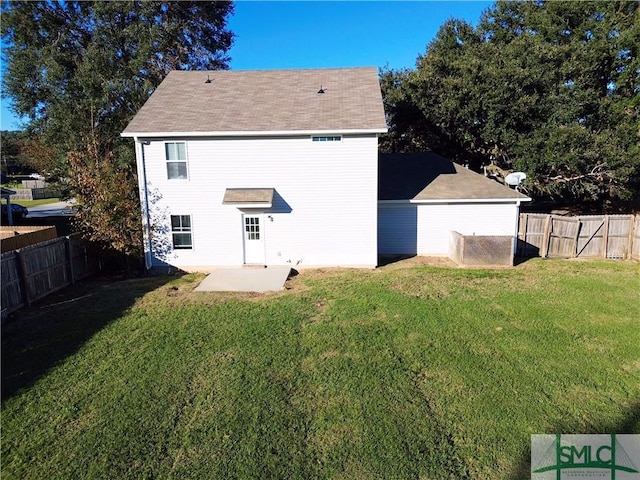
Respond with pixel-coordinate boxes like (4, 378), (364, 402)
(122, 67), (387, 135)
(379, 152), (530, 201)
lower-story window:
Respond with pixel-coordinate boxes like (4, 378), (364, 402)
(171, 215), (192, 249)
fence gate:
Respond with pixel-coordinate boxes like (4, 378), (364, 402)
(517, 214), (547, 257)
(605, 216), (633, 258)
(575, 216), (605, 257)
(547, 217), (580, 258)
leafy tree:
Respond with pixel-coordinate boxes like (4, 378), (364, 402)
(0, 131), (49, 178)
(382, 1), (639, 208)
(379, 68), (437, 154)
(16, 135), (65, 181)
(68, 139), (141, 256)
(1, 131), (26, 176)
(1, 1), (234, 254)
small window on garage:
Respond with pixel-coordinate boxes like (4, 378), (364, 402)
(165, 142), (188, 179)
(171, 215), (192, 249)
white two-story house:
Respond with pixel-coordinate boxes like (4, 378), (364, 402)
(122, 68), (388, 270)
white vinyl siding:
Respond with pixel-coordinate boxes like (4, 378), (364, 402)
(379, 202), (520, 256)
(139, 134), (378, 269)
(417, 203), (519, 255)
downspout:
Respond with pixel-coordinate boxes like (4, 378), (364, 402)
(135, 137), (153, 269)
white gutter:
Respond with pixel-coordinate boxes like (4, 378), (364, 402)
(226, 203), (273, 209)
(378, 197), (531, 204)
(134, 136), (153, 269)
(377, 200), (412, 205)
(121, 128), (388, 138)
(409, 197), (531, 204)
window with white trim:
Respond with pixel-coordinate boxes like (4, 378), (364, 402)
(165, 142), (188, 179)
(171, 215), (192, 249)
(312, 135), (342, 142)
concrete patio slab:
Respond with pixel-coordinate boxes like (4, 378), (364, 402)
(194, 266), (292, 292)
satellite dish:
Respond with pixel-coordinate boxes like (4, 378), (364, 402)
(505, 172), (527, 187)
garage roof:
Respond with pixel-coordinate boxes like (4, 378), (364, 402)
(378, 152), (530, 202)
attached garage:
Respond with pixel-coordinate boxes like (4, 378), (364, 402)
(378, 153), (530, 264)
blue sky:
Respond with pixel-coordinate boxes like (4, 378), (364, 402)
(1, 1), (492, 131)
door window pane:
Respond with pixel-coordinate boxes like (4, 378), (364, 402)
(245, 217), (260, 240)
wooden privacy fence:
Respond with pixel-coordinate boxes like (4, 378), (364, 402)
(6, 186), (61, 201)
(517, 213), (639, 259)
(1, 226), (58, 253)
(1, 235), (100, 318)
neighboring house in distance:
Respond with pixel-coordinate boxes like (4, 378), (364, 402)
(378, 153), (530, 258)
(122, 68), (388, 270)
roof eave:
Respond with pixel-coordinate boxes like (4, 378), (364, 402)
(122, 127), (388, 138)
(223, 202), (273, 209)
(409, 197), (531, 203)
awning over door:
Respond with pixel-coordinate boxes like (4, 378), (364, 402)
(222, 188), (274, 209)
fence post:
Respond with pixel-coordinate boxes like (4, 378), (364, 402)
(627, 215), (636, 260)
(637, 214), (640, 259)
(15, 249), (31, 307)
(541, 215), (552, 258)
(572, 219), (582, 258)
(601, 215), (610, 258)
(65, 236), (75, 284)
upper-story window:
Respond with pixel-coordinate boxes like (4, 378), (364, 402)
(312, 135), (342, 142)
(165, 142), (188, 179)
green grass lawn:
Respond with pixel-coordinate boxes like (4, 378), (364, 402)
(2, 258), (639, 479)
(13, 197), (62, 208)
